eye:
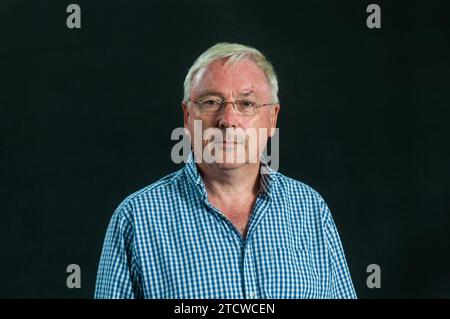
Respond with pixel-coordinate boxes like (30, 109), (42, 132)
(202, 99), (221, 107)
(240, 100), (256, 108)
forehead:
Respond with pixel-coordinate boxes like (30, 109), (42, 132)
(191, 58), (270, 97)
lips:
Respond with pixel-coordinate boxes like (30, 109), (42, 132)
(205, 139), (242, 145)
(205, 135), (245, 144)
(216, 141), (244, 146)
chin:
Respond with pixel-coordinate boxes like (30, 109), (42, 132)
(212, 151), (259, 170)
(200, 145), (260, 168)
(213, 162), (246, 170)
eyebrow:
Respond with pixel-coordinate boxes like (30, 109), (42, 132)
(196, 90), (256, 100)
(237, 90), (255, 97)
(196, 91), (225, 100)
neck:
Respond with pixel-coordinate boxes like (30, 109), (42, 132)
(196, 162), (260, 201)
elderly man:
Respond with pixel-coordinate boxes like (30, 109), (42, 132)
(95, 43), (357, 299)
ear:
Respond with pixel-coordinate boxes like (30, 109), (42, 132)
(182, 101), (190, 128)
(269, 104), (280, 137)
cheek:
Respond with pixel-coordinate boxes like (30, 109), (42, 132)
(254, 111), (273, 128)
(235, 116), (267, 132)
(187, 116), (213, 139)
(192, 116), (213, 131)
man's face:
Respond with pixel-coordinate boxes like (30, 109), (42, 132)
(182, 58), (280, 170)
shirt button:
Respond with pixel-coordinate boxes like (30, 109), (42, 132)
(249, 292), (255, 298)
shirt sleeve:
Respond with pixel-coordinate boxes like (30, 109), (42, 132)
(94, 203), (142, 299)
(322, 201), (357, 299)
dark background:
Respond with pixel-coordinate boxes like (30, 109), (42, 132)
(1, 0), (449, 298)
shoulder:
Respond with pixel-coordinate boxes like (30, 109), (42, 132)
(112, 168), (186, 220)
(273, 171), (326, 203)
(272, 171), (331, 220)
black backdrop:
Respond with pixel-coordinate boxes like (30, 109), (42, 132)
(1, 0), (449, 298)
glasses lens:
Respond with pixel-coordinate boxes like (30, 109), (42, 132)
(236, 100), (256, 116)
(200, 100), (222, 114)
(197, 100), (259, 116)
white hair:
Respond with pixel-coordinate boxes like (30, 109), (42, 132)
(183, 42), (279, 104)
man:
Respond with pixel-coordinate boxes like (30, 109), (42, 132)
(95, 42), (357, 299)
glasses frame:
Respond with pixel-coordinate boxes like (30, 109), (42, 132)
(188, 99), (275, 117)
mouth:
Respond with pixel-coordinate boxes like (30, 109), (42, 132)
(204, 137), (245, 145)
(216, 141), (242, 145)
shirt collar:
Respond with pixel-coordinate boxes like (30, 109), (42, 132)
(184, 151), (278, 200)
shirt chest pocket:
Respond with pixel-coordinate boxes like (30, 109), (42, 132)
(263, 246), (321, 299)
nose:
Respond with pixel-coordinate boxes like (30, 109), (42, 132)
(218, 102), (238, 128)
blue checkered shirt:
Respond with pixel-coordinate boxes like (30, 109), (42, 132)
(95, 152), (357, 299)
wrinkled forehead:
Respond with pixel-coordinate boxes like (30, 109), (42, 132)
(191, 58), (271, 98)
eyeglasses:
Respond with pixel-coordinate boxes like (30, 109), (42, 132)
(189, 99), (274, 116)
